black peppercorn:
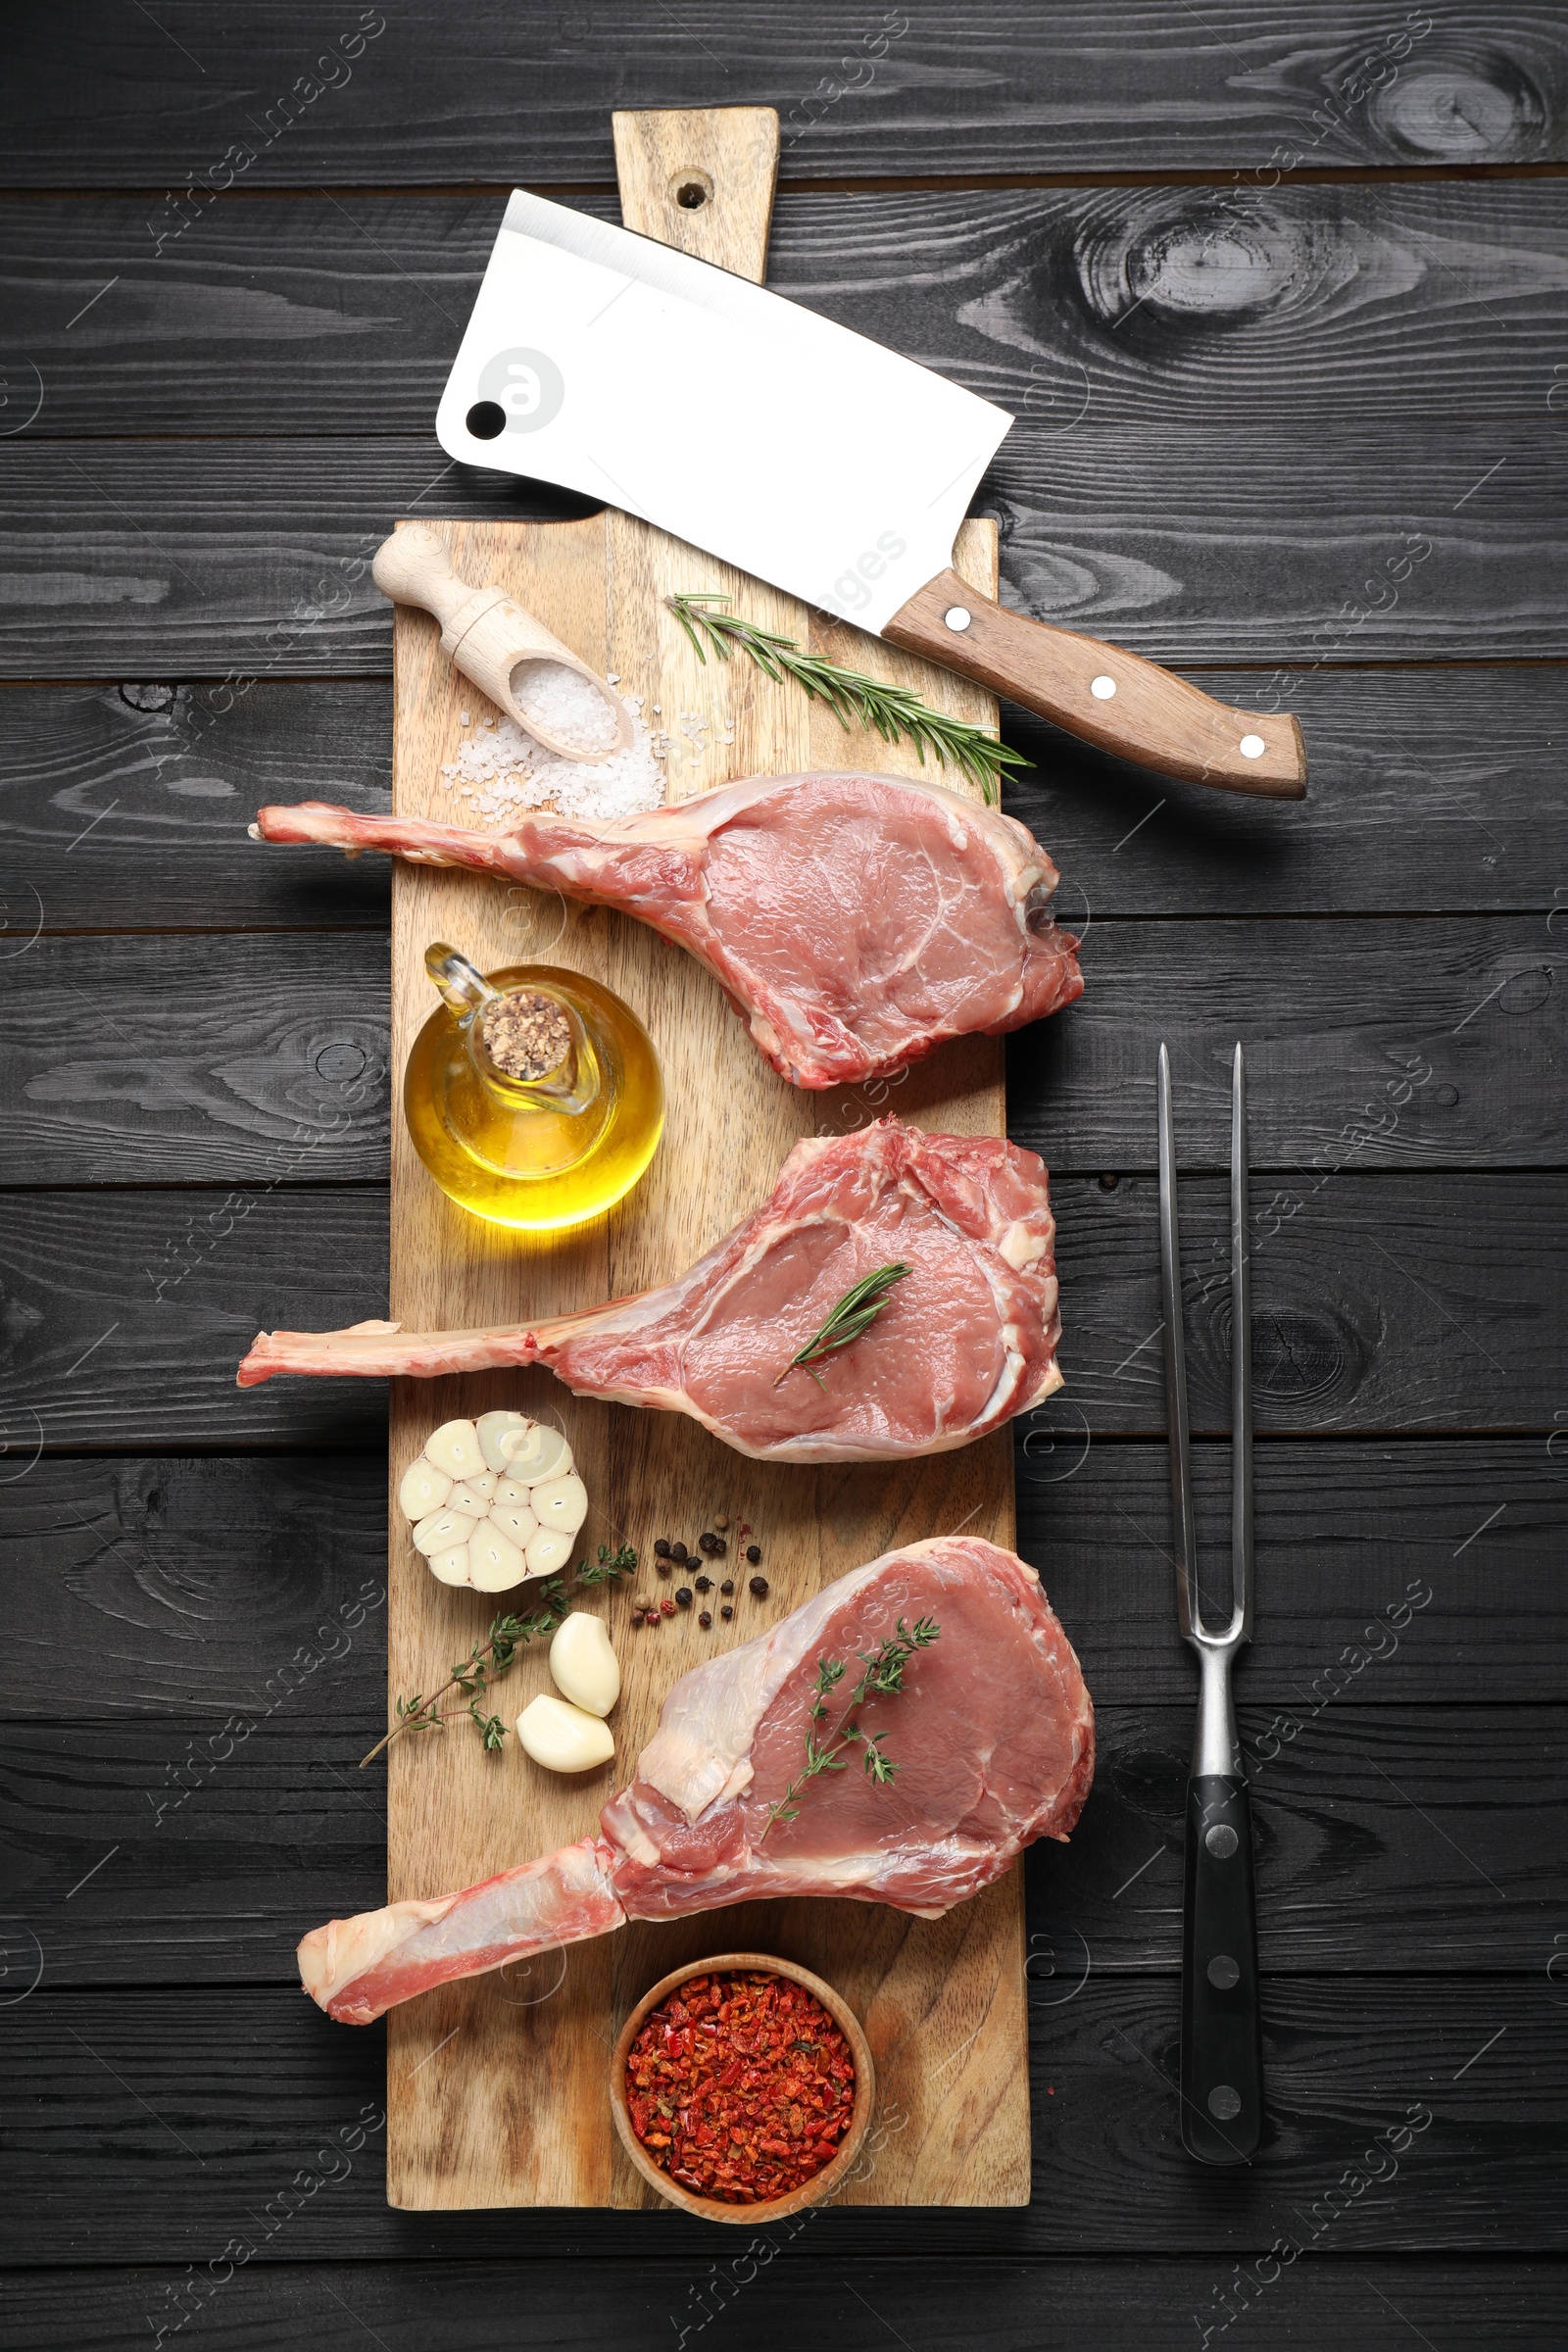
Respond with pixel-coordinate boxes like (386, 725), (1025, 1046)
(670, 1542), (688, 1564)
(695, 1574), (711, 1593)
(654, 1538), (671, 1558)
(719, 1579), (733, 1595)
(720, 1604), (733, 1621)
(749, 1574), (769, 1598)
(745, 1544), (761, 1565)
(675, 1586), (693, 1608)
(698, 1531), (718, 1555)
(698, 1610), (711, 1628)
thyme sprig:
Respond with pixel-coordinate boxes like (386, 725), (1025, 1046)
(666, 592), (1025, 806)
(776, 1262), (909, 1390)
(362, 1543), (636, 1767)
(760, 1616), (941, 1839)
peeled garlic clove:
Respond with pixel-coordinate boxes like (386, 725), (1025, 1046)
(499, 1419), (573, 1483)
(494, 1476), (532, 1507)
(447, 1472), (497, 1513)
(549, 1611), (619, 1717)
(399, 1457), (454, 1522)
(424, 1418), (485, 1480)
(428, 1543), (472, 1587)
(516, 1692), (614, 1773)
(412, 1508), (476, 1557)
(525, 1525), (574, 1579)
(467, 1523), (527, 1592)
(490, 1502), (538, 1548)
(529, 1472), (588, 1537)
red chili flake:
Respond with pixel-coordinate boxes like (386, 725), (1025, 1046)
(624, 1969), (856, 2203)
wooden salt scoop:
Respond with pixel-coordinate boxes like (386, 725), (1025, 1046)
(370, 521), (633, 761)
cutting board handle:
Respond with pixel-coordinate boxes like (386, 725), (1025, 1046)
(612, 106), (779, 285)
(884, 568), (1307, 799)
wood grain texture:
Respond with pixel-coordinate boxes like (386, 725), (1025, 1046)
(3, 913), (1560, 1182)
(8, 181), (1567, 439)
(380, 499), (1021, 2204)
(6, 1977), (1563, 2259)
(612, 105), (778, 275)
(5, 1440), (1562, 1724)
(8, 665), (1567, 931)
(2, 1175), (1562, 1452)
(2, 4), (1562, 184)
(9, 1704), (1561, 1984)
(16, 2257), (1568, 2352)
(4, 419), (1561, 676)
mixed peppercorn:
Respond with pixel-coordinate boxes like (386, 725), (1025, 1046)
(624, 1969), (857, 2203)
(632, 1520), (766, 1630)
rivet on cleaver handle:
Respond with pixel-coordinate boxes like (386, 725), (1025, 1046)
(883, 568), (1305, 799)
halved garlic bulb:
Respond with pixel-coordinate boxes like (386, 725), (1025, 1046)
(549, 1612), (619, 1717)
(398, 1415), (586, 1593)
(516, 1692), (614, 1772)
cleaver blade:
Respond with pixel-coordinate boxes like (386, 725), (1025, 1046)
(436, 191), (1304, 799)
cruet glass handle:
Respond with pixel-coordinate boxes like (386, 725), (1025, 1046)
(426, 943), (497, 1018)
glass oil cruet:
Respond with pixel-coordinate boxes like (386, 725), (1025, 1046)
(403, 943), (664, 1230)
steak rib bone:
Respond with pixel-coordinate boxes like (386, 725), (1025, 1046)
(238, 1119), (1062, 1462)
(251, 768), (1082, 1089)
(300, 1536), (1095, 2025)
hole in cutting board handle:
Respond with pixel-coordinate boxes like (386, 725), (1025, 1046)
(671, 171), (712, 211)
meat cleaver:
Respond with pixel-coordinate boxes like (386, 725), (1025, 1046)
(436, 191), (1305, 800)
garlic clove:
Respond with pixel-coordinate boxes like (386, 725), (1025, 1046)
(494, 1476), (532, 1507)
(475, 1409), (535, 1475)
(467, 1524), (527, 1592)
(498, 1420), (573, 1483)
(529, 1472), (588, 1536)
(447, 1472), (498, 1513)
(399, 1457), (454, 1522)
(412, 1508), (476, 1557)
(490, 1501), (538, 1548)
(428, 1543), (472, 1586)
(424, 1418), (485, 1480)
(525, 1524), (575, 1579)
(549, 1611), (619, 1717)
(515, 1692), (614, 1772)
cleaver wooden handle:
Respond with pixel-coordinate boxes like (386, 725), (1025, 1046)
(884, 567), (1306, 799)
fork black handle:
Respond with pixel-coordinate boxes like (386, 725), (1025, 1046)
(1181, 1774), (1263, 2164)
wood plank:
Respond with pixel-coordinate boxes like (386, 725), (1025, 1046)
(6, 1440), (1561, 1720)
(8, 181), (1566, 438)
(2, 419), (1560, 676)
(3, 5), (1562, 184)
(3, 914), (1560, 1182)
(2, 1175), (1561, 1450)
(14, 2257), (1567, 2352)
(4, 1977), (1561, 2257)
(8, 666), (1567, 930)
(8, 1704), (1559, 1983)
(380, 508), (1024, 2208)
(0, 933), (389, 1186)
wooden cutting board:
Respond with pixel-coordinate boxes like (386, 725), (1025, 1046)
(383, 108), (1028, 2210)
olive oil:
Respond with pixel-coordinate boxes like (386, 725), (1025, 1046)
(404, 948), (663, 1230)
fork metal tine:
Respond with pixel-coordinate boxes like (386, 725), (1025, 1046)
(1157, 1043), (1198, 1639)
(1231, 1042), (1254, 1642)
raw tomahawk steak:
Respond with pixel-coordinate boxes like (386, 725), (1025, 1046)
(299, 1535), (1094, 2025)
(250, 769), (1083, 1088)
(238, 1119), (1062, 1461)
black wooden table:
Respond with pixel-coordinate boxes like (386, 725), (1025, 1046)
(3, 7), (1565, 2345)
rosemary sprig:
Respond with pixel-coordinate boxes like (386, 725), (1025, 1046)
(362, 1543), (636, 1767)
(760, 1616), (941, 1839)
(775, 1262), (909, 1390)
(666, 592), (1025, 806)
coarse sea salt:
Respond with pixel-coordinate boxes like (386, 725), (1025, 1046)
(440, 693), (667, 825)
(512, 658), (620, 756)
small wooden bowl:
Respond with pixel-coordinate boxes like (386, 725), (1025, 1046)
(610, 1950), (876, 2222)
